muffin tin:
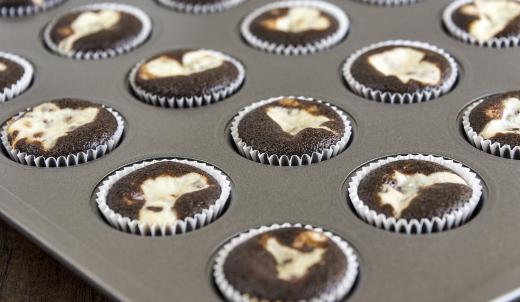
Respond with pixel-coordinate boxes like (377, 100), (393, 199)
(0, 0), (520, 301)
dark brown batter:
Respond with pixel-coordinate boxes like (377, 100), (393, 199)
(133, 49), (240, 98)
(357, 160), (472, 220)
(222, 227), (348, 301)
(468, 91), (520, 146)
(350, 45), (453, 94)
(451, 2), (520, 40)
(49, 9), (143, 52)
(7, 98), (118, 158)
(106, 162), (222, 221)
(249, 7), (339, 46)
(0, 57), (24, 91)
(237, 98), (345, 156)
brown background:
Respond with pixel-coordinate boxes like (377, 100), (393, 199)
(0, 220), (109, 301)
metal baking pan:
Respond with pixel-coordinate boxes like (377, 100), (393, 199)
(1, 0), (519, 301)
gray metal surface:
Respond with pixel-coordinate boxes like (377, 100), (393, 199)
(0, 0), (519, 301)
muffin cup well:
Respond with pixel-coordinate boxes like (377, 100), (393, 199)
(443, 0), (520, 48)
(230, 96), (352, 166)
(462, 99), (520, 159)
(157, 0), (247, 14)
(43, 2), (152, 60)
(0, 52), (33, 102)
(342, 40), (459, 104)
(0, 0), (65, 17)
(348, 154), (483, 234)
(1, 106), (124, 167)
(240, 0), (350, 56)
(95, 158), (231, 236)
(129, 49), (246, 108)
(213, 223), (359, 302)
(356, 0), (419, 6)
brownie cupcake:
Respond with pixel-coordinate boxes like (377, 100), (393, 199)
(213, 224), (359, 302)
(0, 52), (33, 102)
(241, 1), (349, 55)
(356, 0), (420, 6)
(230, 96), (352, 166)
(157, 0), (247, 14)
(443, 0), (520, 47)
(348, 154), (483, 234)
(343, 40), (458, 104)
(0, 0), (65, 17)
(129, 48), (245, 108)
(463, 91), (520, 159)
(96, 159), (231, 236)
(43, 3), (152, 60)
(1, 98), (124, 167)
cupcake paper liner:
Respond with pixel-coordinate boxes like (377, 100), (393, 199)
(230, 96), (352, 166)
(342, 40), (459, 104)
(0, 0), (65, 17)
(43, 3), (152, 60)
(240, 0), (350, 56)
(129, 49), (246, 108)
(0, 52), (33, 102)
(462, 99), (520, 159)
(348, 154), (483, 234)
(157, 0), (247, 14)
(356, 0), (419, 6)
(443, 0), (520, 48)
(213, 223), (359, 302)
(96, 158), (231, 236)
(1, 105), (125, 167)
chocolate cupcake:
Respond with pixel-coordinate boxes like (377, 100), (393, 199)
(230, 96), (352, 166)
(213, 224), (359, 302)
(0, 0), (65, 17)
(1, 98), (124, 167)
(356, 0), (420, 6)
(343, 40), (458, 104)
(241, 0), (349, 55)
(443, 0), (520, 47)
(157, 0), (246, 14)
(129, 48), (245, 108)
(348, 154), (483, 234)
(0, 52), (33, 102)
(43, 3), (152, 60)
(463, 91), (520, 159)
(96, 158), (231, 236)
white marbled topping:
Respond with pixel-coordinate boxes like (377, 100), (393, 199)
(263, 231), (327, 281)
(261, 7), (331, 33)
(58, 10), (121, 52)
(266, 106), (336, 136)
(0, 62), (6, 72)
(136, 173), (211, 225)
(378, 171), (468, 218)
(7, 102), (99, 151)
(480, 97), (520, 139)
(461, 0), (520, 42)
(139, 50), (225, 80)
(33, 0), (44, 6)
(367, 47), (442, 85)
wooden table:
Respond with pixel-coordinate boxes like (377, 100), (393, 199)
(0, 219), (110, 301)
